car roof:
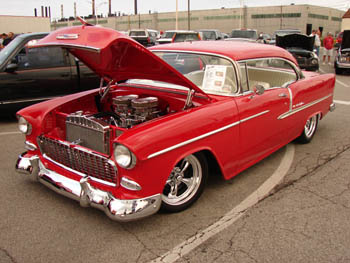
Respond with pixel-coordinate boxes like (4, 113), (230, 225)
(150, 40), (297, 63)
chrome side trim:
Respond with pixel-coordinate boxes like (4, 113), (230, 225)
(278, 94), (332, 120)
(25, 141), (37, 151)
(43, 154), (117, 187)
(147, 110), (269, 159)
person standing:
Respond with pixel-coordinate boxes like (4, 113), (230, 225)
(0, 33), (7, 49)
(322, 32), (334, 65)
(310, 29), (321, 56)
(2, 32), (15, 47)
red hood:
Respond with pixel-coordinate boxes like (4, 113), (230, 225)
(33, 25), (208, 97)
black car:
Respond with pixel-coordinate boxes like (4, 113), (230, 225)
(334, 30), (350, 74)
(0, 32), (99, 111)
(276, 33), (319, 71)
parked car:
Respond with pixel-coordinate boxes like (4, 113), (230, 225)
(229, 29), (258, 40)
(257, 33), (272, 44)
(16, 25), (335, 222)
(157, 30), (177, 44)
(276, 33), (319, 71)
(128, 29), (158, 46)
(198, 29), (223, 40)
(0, 32), (99, 111)
(334, 30), (350, 74)
(157, 30), (201, 44)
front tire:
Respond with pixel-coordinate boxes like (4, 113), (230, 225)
(161, 153), (208, 212)
(297, 114), (319, 144)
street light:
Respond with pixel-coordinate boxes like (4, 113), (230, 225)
(176, 0), (178, 30)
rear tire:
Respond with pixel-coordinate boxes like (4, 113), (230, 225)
(161, 153), (208, 213)
(297, 114), (319, 144)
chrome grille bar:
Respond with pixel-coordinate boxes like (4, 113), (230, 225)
(38, 136), (117, 185)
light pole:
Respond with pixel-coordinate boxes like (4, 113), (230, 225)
(176, 0), (178, 30)
(188, 0), (190, 30)
(86, 0), (107, 25)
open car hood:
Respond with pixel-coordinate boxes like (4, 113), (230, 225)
(341, 30), (350, 49)
(33, 25), (208, 98)
(276, 34), (315, 51)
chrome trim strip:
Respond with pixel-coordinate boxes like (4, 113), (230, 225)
(147, 110), (269, 159)
(278, 94), (332, 120)
(35, 43), (101, 52)
(0, 97), (56, 105)
(42, 154), (117, 187)
(287, 87), (293, 111)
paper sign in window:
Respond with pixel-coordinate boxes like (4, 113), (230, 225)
(202, 65), (227, 91)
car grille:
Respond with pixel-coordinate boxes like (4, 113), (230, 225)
(38, 135), (117, 185)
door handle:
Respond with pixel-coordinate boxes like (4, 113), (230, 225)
(278, 93), (287, 98)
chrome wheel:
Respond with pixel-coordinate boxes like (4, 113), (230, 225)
(304, 115), (318, 139)
(161, 153), (207, 212)
(297, 114), (319, 143)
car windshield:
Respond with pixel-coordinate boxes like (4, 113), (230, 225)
(129, 31), (146, 36)
(200, 31), (216, 40)
(128, 51), (238, 95)
(173, 33), (200, 42)
(163, 32), (176, 38)
(230, 30), (257, 39)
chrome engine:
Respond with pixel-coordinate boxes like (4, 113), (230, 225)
(112, 95), (160, 128)
(64, 95), (162, 154)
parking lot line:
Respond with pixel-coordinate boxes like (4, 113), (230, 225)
(151, 144), (295, 263)
(0, 131), (21, 136)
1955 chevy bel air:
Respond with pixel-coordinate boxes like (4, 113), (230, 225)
(15, 23), (336, 222)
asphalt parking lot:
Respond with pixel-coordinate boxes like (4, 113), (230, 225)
(1, 64), (350, 263)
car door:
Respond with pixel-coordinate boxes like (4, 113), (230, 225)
(235, 58), (298, 169)
(0, 45), (75, 107)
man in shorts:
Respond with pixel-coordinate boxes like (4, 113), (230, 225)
(322, 32), (334, 65)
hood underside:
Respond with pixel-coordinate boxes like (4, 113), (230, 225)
(341, 30), (350, 50)
(33, 25), (208, 97)
(276, 34), (315, 51)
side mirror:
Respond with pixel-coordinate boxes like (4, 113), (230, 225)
(5, 63), (18, 73)
(254, 84), (265, 95)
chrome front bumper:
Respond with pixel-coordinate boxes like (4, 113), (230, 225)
(15, 152), (162, 222)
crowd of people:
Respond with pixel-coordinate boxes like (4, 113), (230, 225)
(0, 32), (15, 50)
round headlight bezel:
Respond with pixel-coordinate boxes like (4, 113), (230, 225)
(114, 144), (136, 169)
(18, 116), (32, 135)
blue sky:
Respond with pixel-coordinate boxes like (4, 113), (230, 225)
(1, 0), (349, 20)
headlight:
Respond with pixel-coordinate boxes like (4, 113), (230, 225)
(311, 58), (318, 65)
(18, 116), (32, 135)
(114, 144), (136, 169)
(340, 56), (347, 62)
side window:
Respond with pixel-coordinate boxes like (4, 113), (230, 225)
(240, 58), (297, 92)
(17, 46), (68, 70)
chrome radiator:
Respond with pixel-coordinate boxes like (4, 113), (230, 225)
(66, 114), (111, 155)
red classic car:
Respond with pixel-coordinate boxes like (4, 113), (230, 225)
(15, 24), (336, 222)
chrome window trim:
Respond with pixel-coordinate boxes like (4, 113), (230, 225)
(278, 94), (332, 120)
(42, 154), (117, 187)
(237, 57), (301, 81)
(147, 110), (269, 159)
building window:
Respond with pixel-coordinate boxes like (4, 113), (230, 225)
(251, 13), (301, 19)
(308, 13), (329, 20)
